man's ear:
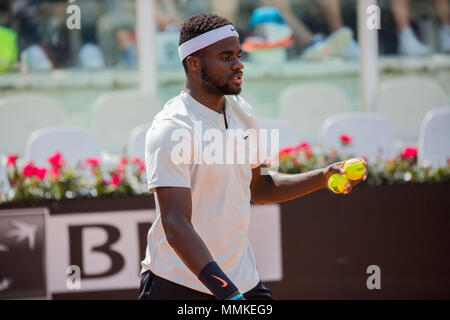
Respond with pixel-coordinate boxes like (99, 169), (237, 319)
(186, 56), (201, 72)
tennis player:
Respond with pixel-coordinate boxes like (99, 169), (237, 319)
(139, 13), (367, 300)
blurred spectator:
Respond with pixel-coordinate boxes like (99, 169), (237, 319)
(155, 0), (183, 31)
(210, 0), (241, 25)
(389, 0), (450, 55)
(0, 26), (18, 72)
(260, 0), (359, 60)
(242, 6), (294, 58)
(1, 0), (139, 70)
(1, 0), (69, 70)
(77, 0), (137, 68)
(153, 0), (184, 69)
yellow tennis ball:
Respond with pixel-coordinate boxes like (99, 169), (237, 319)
(343, 158), (366, 180)
(328, 173), (349, 194)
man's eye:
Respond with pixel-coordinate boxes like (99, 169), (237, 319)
(221, 56), (230, 61)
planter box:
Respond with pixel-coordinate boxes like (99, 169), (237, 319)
(1, 183), (449, 299)
(269, 183), (450, 299)
(0, 194), (155, 214)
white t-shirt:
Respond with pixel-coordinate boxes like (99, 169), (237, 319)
(141, 90), (265, 295)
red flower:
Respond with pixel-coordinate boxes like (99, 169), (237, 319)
(328, 149), (338, 158)
(296, 141), (311, 150)
(117, 157), (128, 172)
(447, 158), (450, 165)
(131, 157), (145, 175)
(85, 157), (101, 176)
(86, 157), (101, 167)
(293, 141), (312, 159)
(50, 167), (61, 179)
(48, 152), (65, 169)
(304, 148), (312, 159)
(279, 146), (295, 154)
(110, 172), (123, 186)
(35, 167), (47, 180)
(340, 134), (353, 145)
(132, 157), (142, 164)
(138, 162), (146, 175)
(279, 146), (297, 159)
(89, 168), (98, 176)
(22, 162), (46, 180)
(23, 162), (37, 177)
(6, 154), (18, 167)
(401, 146), (418, 159)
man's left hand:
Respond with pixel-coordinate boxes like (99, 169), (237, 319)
(323, 158), (368, 194)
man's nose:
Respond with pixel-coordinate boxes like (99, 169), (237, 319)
(232, 57), (244, 70)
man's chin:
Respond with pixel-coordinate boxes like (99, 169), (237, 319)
(214, 87), (241, 96)
(203, 81), (241, 96)
(225, 86), (242, 95)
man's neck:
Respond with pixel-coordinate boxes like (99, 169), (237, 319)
(185, 86), (226, 114)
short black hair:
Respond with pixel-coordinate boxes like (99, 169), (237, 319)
(179, 13), (231, 72)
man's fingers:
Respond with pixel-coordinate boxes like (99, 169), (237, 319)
(328, 162), (346, 175)
(329, 160), (369, 183)
(362, 168), (368, 181)
(358, 157), (367, 166)
(341, 160), (368, 195)
(350, 179), (361, 187)
(343, 179), (360, 194)
(335, 162), (346, 174)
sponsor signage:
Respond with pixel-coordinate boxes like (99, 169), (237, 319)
(0, 208), (49, 299)
(0, 204), (282, 298)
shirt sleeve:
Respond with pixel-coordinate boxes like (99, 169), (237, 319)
(145, 119), (192, 193)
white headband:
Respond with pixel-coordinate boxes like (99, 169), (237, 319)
(178, 24), (239, 61)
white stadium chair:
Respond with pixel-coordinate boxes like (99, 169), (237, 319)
(374, 77), (448, 144)
(127, 122), (152, 161)
(256, 117), (300, 155)
(418, 107), (450, 168)
(279, 84), (351, 144)
(24, 126), (102, 168)
(0, 94), (66, 155)
(319, 112), (396, 162)
(91, 90), (161, 155)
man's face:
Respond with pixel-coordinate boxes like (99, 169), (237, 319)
(198, 37), (244, 95)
